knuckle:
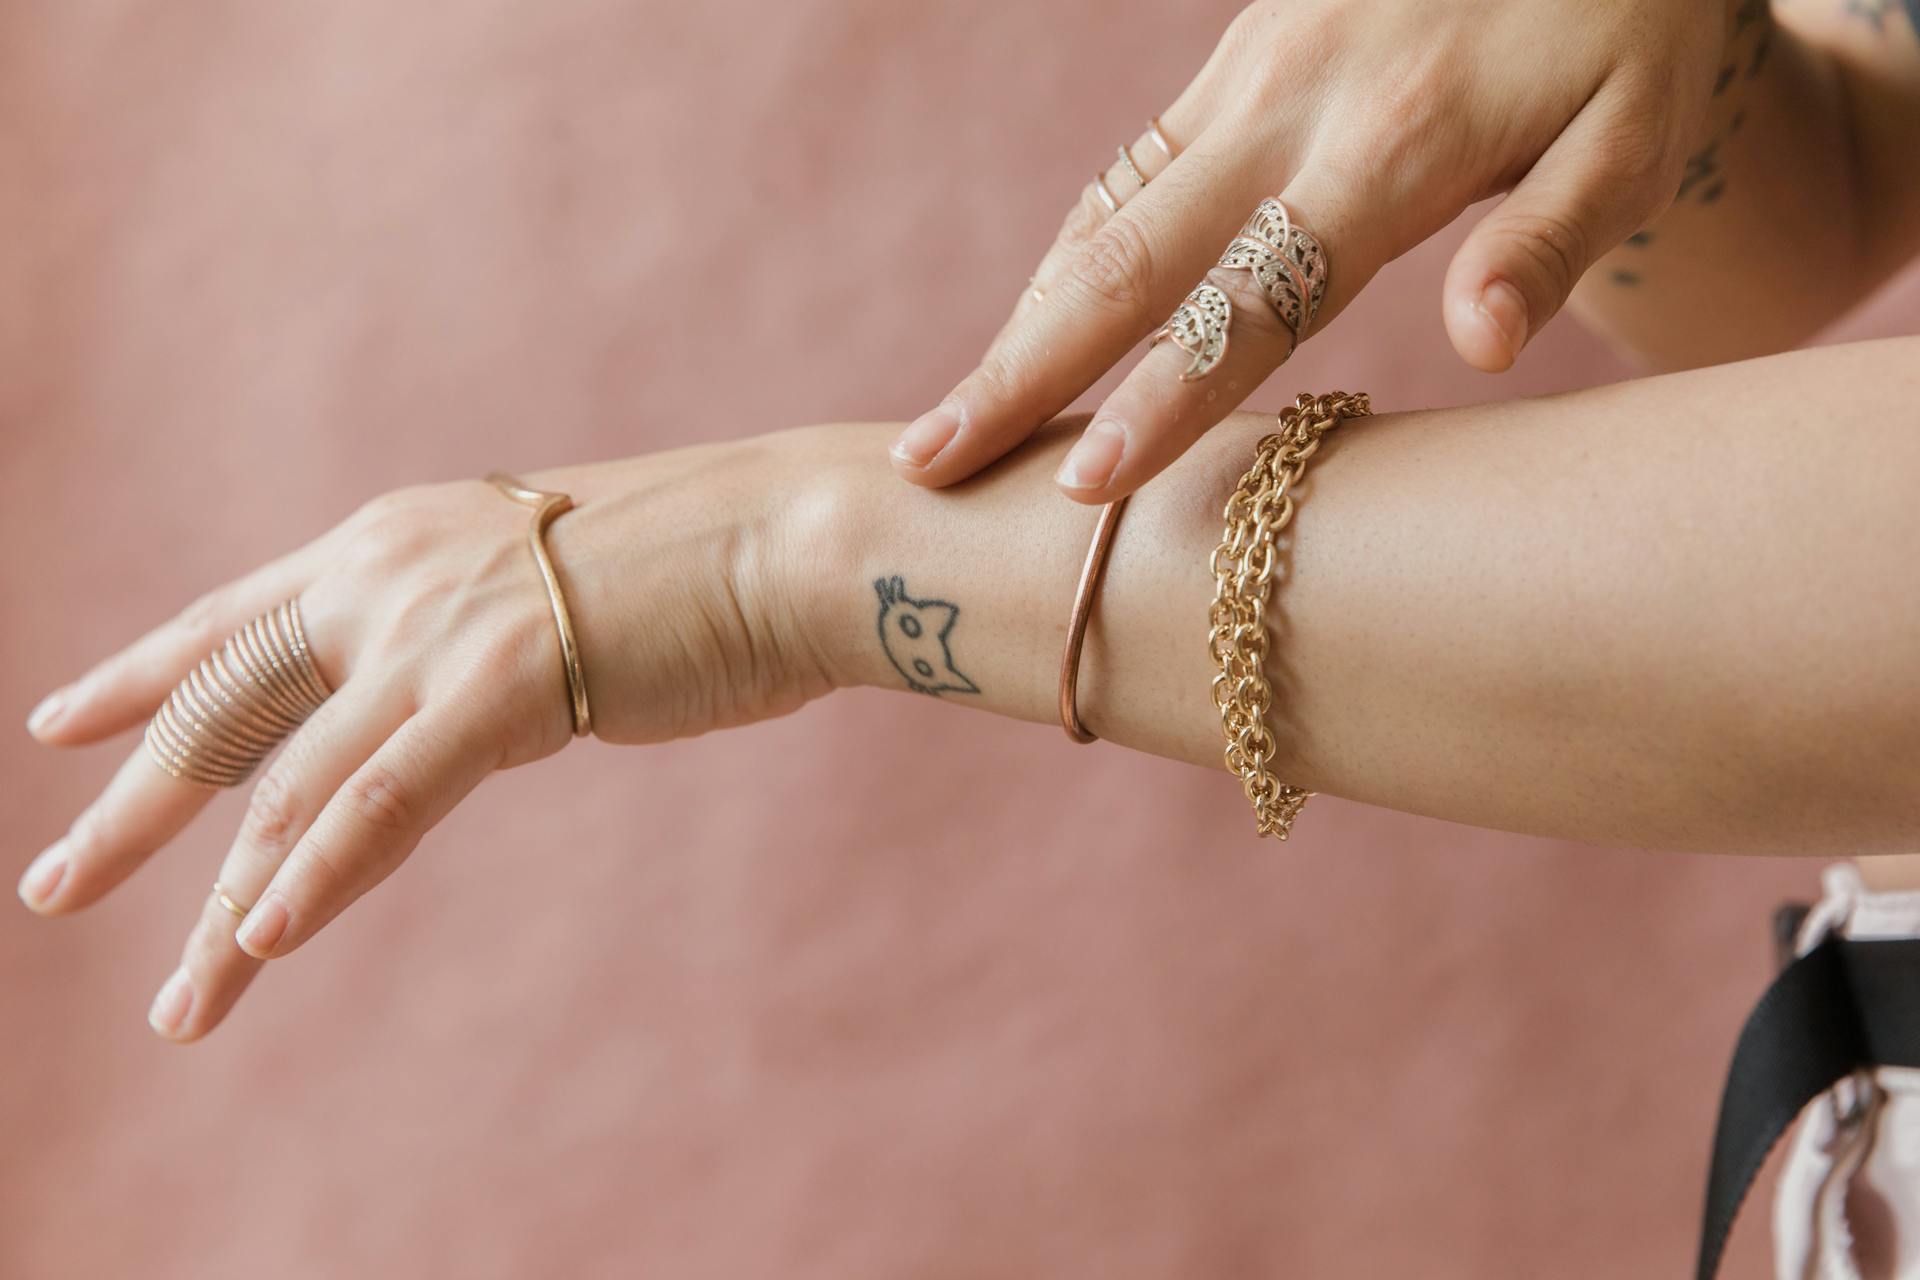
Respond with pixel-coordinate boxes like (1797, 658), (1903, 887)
(1067, 217), (1157, 318)
(960, 352), (1025, 412)
(342, 762), (417, 838)
(1491, 210), (1590, 296)
(1201, 266), (1294, 347)
(1238, 13), (1337, 109)
(183, 914), (229, 975)
(344, 498), (434, 573)
(173, 587), (233, 647)
(1599, 116), (1671, 183)
(241, 769), (303, 851)
(66, 805), (110, 860)
(1059, 187), (1108, 247)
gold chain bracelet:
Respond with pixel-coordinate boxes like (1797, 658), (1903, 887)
(1208, 390), (1372, 839)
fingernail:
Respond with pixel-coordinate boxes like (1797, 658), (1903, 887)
(1055, 418), (1127, 492)
(26, 689), (66, 737)
(17, 839), (69, 910)
(148, 967), (193, 1038)
(890, 406), (961, 469)
(237, 893), (289, 956)
(1477, 280), (1529, 361)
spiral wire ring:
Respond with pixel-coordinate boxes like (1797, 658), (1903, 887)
(144, 599), (333, 788)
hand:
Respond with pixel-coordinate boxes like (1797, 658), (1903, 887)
(17, 441), (824, 1042)
(890, 0), (1737, 503)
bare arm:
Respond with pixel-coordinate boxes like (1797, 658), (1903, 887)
(674, 337), (1920, 856)
(26, 338), (1919, 1040)
(1569, 0), (1920, 368)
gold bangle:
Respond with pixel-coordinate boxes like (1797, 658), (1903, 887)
(486, 472), (593, 737)
(1208, 391), (1372, 839)
(1059, 498), (1129, 743)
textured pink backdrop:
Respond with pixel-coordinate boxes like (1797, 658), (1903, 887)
(3, 3), (1916, 1277)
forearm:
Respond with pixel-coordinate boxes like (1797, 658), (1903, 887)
(1569, 1), (1920, 369)
(791, 339), (1920, 855)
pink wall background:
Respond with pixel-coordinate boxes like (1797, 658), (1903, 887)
(3, 3), (1915, 1276)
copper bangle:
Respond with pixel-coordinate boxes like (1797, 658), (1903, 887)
(486, 472), (593, 738)
(1059, 497), (1129, 743)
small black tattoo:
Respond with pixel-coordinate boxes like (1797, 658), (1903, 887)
(1610, 269), (1643, 286)
(873, 576), (980, 696)
(1712, 64), (1737, 95)
(1728, 108), (1747, 135)
(1747, 26), (1773, 75)
(1848, 0), (1920, 32)
(1699, 179), (1727, 203)
(1733, 0), (1769, 34)
(1845, 0), (1894, 30)
(1677, 139), (1723, 200)
(1625, 231), (1656, 248)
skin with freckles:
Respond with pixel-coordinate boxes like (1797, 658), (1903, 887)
(17, 335), (1920, 1041)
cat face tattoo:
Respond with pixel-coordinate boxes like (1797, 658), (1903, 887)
(873, 576), (980, 697)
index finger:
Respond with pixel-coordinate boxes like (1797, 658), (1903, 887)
(889, 114), (1271, 490)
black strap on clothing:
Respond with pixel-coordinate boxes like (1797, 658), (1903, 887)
(1696, 935), (1920, 1280)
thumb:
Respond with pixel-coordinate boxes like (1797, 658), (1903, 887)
(1444, 91), (1677, 373)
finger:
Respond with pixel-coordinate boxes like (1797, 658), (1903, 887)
(984, 0), (1278, 358)
(986, 118), (1185, 354)
(145, 683), (406, 1042)
(27, 540), (326, 748)
(1057, 152), (1447, 503)
(233, 704), (500, 962)
(891, 116), (1283, 489)
(1443, 83), (1678, 373)
(17, 738), (219, 917)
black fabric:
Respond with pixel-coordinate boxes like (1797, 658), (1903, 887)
(1697, 936), (1920, 1280)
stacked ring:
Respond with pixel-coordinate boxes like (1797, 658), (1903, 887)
(1218, 197), (1329, 347)
(1092, 117), (1178, 217)
(1151, 196), (1329, 381)
(143, 599), (332, 788)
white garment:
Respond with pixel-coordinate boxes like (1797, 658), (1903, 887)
(1773, 865), (1920, 1280)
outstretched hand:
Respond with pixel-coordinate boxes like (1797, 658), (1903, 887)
(16, 446), (825, 1042)
(890, 0), (1738, 502)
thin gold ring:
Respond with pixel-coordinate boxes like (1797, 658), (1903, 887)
(213, 882), (251, 920)
(1146, 116), (1175, 161)
(1115, 143), (1149, 189)
(1092, 173), (1120, 214)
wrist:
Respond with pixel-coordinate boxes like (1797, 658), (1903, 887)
(762, 422), (899, 695)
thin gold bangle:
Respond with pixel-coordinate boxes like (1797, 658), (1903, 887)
(486, 472), (593, 738)
(1059, 497), (1129, 743)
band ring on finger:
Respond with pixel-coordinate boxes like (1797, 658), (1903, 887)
(1091, 118), (1179, 217)
(1220, 197), (1329, 346)
(1150, 196), (1329, 381)
(212, 881), (252, 919)
(1146, 116), (1175, 161)
(144, 599), (333, 788)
